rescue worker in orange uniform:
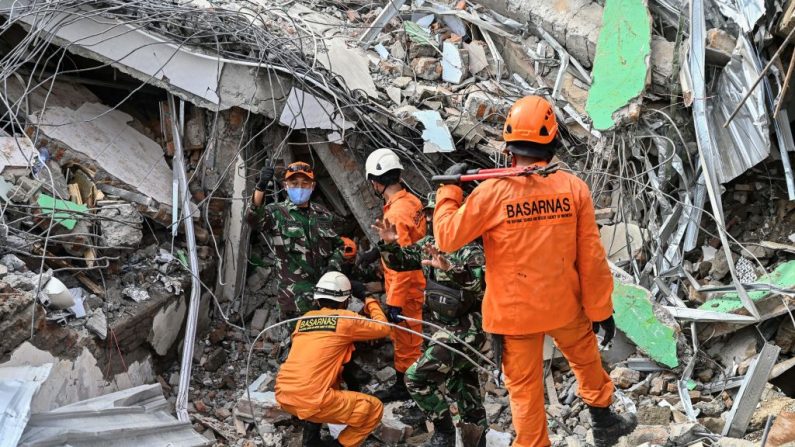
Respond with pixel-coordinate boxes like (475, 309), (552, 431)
(364, 148), (426, 402)
(275, 271), (391, 447)
(433, 96), (637, 447)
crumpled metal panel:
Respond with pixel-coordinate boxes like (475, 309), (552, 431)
(0, 364), (53, 447)
(707, 35), (770, 184)
(713, 0), (765, 31)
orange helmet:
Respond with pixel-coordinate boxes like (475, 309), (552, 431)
(341, 237), (357, 260)
(503, 96), (558, 145)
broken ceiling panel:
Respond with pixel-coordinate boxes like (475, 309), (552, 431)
(30, 103), (173, 206)
(612, 280), (680, 368)
(412, 110), (455, 153)
(585, 0), (651, 130)
(706, 35), (771, 183)
(279, 87), (356, 131)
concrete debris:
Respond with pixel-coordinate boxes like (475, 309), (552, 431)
(97, 203), (144, 248)
(412, 110), (455, 153)
(123, 286), (151, 303)
(85, 308), (108, 340)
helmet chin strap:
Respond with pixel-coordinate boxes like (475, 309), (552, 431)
(372, 182), (387, 200)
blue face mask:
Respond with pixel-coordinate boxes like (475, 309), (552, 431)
(287, 187), (313, 205)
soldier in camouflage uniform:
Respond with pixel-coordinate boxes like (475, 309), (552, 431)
(374, 193), (488, 446)
(248, 162), (345, 318)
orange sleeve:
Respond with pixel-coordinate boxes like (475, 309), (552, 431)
(433, 184), (495, 253)
(574, 179), (614, 322)
(341, 300), (391, 341)
(384, 205), (423, 307)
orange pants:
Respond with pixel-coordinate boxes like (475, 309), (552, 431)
(392, 298), (423, 373)
(280, 388), (383, 447)
(502, 311), (614, 447)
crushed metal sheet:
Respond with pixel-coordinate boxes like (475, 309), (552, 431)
(612, 281), (680, 368)
(722, 343), (781, 437)
(19, 384), (211, 447)
(357, 0), (406, 46)
(279, 87), (355, 131)
(706, 35), (771, 184)
(0, 364), (53, 447)
(714, 0), (765, 32)
(584, 0), (651, 130)
(412, 110), (455, 153)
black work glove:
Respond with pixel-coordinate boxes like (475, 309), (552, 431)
(592, 315), (616, 347)
(350, 280), (366, 300)
(256, 165), (275, 191)
(357, 247), (380, 267)
(386, 305), (403, 324)
(444, 162), (468, 177)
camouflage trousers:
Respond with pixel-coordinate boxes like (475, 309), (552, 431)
(405, 341), (487, 426)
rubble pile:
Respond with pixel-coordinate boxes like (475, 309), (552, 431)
(1, 0), (795, 446)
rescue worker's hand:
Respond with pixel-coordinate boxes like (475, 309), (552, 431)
(444, 162), (468, 177)
(422, 244), (452, 271)
(350, 280), (367, 300)
(256, 165), (275, 191)
(386, 305), (403, 323)
(357, 247), (381, 267)
(592, 316), (616, 347)
(372, 218), (398, 244)
(362, 297), (380, 317)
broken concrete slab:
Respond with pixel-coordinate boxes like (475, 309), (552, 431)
(0, 135), (36, 174)
(279, 87), (356, 131)
(318, 38), (378, 99)
(148, 296), (187, 356)
(86, 309), (108, 340)
(612, 281), (681, 368)
(31, 102), (173, 206)
(585, 0), (651, 130)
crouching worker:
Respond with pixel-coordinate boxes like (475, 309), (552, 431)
(275, 271), (391, 447)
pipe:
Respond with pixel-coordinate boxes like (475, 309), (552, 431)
(170, 93), (202, 423)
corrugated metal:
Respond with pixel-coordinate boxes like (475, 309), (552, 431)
(19, 384), (211, 447)
(0, 364), (53, 447)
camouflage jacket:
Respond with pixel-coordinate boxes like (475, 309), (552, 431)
(379, 235), (485, 311)
(250, 199), (344, 313)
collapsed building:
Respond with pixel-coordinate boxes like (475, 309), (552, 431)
(1, 0), (795, 445)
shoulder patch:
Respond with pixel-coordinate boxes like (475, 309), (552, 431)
(297, 316), (339, 332)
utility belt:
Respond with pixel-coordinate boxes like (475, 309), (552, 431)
(424, 279), (474, 320)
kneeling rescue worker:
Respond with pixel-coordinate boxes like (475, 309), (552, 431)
(433, 96), (637, 447)
(275, 271), (391, 447)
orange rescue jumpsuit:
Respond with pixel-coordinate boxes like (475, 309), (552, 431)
(433, 162), (615, 447)
(275, 299), (391, 447)
(381, 189), (426, 373)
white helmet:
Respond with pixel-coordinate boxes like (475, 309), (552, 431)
(314, 271), (351, 302)
(365, 148), (403, 179)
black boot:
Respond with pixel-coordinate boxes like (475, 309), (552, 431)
(374, 372), (411, 403)
(427, 412), (456, 447)
(589, 405), (637, 447)
(301, 421), (322, 447)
